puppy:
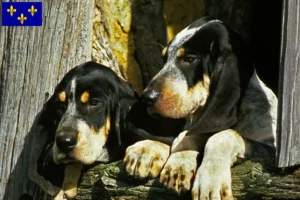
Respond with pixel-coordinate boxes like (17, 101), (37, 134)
(30, 61), (184, 199)
(124, 16), (277, 200)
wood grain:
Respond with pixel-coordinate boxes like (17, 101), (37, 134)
(0, 0), (93, 199)
(277, 0), (300, 168)
(76, 159), (300, 200)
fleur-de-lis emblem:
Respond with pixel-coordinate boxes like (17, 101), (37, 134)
(28, 5), (37, 16)
(17, 13), (27, 24)
(7, 5), (16, 16)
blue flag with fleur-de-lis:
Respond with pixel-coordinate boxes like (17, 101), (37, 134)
(1, 2), (42, 26)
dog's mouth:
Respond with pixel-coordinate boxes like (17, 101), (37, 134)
(147, 107), (162, 118)
(56, 152), (77, 164)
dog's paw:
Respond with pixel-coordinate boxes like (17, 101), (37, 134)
(63, 187), (77, 200)
(160, 151), (198, 194)
(54, 190), (64, 200)
(191, 163), (233, 200)
(54, 189), (77, 200)
(123, 140), (170, 179)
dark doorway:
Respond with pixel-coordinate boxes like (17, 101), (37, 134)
(250, 0), (283, 94)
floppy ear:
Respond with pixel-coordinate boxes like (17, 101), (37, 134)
(109, 74), (184, 146)
(109, 76), (138, 146)
(186, 26), (254, 136)
(28, 94), (65, 196)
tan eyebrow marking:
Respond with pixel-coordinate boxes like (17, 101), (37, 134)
(80, 91), (89, 103)
(58, 91), (66, 102)
(162, 47), (168, 56)
(176, 48), (185, 57)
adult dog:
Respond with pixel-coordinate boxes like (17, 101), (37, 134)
(124, 16), (277, 200)
(29, 61), (184, 199)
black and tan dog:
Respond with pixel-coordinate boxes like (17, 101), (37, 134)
(29, 61), (183, 199)
(124, 16), (277, 200)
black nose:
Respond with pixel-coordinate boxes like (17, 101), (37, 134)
(141, 89), (160, 107)
(56, 132), (77, 153)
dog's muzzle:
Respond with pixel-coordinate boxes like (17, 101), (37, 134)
(56, 128), (77, 153)
(141, 89), (160, 107)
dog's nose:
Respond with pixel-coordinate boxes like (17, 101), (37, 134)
(141, 89), (160, 107)
(56, 133), (77, 153)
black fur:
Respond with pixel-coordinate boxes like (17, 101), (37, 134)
(35, 61), (184, 188)
(143, 17), (255, 152)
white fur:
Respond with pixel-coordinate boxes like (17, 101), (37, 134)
(76, 119), (109, 164)
(160, 150), (199, 193)
(191, 71), (277, 200)
(234, 70), (277, 147)
(69, 78), (77, 112)
(124, 140), (170, 178)
(171, 20), (222, 49)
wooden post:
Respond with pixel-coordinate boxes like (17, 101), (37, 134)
(1, 0), (297, 199)
(277, 0), (300, 168)
(0, 0), (93, 199)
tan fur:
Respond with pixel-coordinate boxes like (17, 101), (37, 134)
(176, 48), (185, 57)
(104, 117), (111, 137)
(80, 91), (89, 103)
(54, 163), (83, 200)
(124, 140), (170, 179)
(58, 91), (66, 102)
(53, 117), (111, 165)
(53, 190), (64, 200)
(203, 74), (210, 89)
(153, 76), (209, 118)
(171, 131), (187, 151)
(90, 117), (110, 137)
(162, 47), (168, 56)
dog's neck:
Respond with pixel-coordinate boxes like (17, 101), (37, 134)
(184, 106), (203, 129)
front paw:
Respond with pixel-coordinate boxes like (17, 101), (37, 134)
(54, 190), (64, 200)
(191, 163), (233, 200)
(123, 140), (170, 179)
(54, 189), (77, 200)
(160, 151), (198, 194)
(63, 187), (77, 200)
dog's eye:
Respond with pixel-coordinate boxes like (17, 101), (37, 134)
(183, 55), (197, 63)
(89, 99), (99, 106)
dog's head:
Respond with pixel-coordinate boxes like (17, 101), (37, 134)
(38, 61), (137, 165)
(142, 17), (254, 134)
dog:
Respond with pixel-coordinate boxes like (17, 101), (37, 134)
(29, 61), (184, 199)
(123, 16), (277, 200)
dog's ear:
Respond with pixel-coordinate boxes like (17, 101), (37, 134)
(29, 93), (66, 197)
(29, 63), (79, 194)
(109, 75), (137, 146)
(187, 23), (254, 136)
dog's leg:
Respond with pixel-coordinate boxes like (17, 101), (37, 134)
(159, 131), (205, 194)
(54, 163), (83, 200)
(123, 140), (170, 179)
(191, 129), (256, 200)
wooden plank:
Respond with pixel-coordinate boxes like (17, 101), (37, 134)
(76, 159), (300, 200)
(0, 0), (93, 199)
(277, 0), (300, 167)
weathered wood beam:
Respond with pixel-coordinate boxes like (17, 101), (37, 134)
(76, 159), (300, 200)
(277, 0), (300, 167)
(0, 1), (93, 199)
